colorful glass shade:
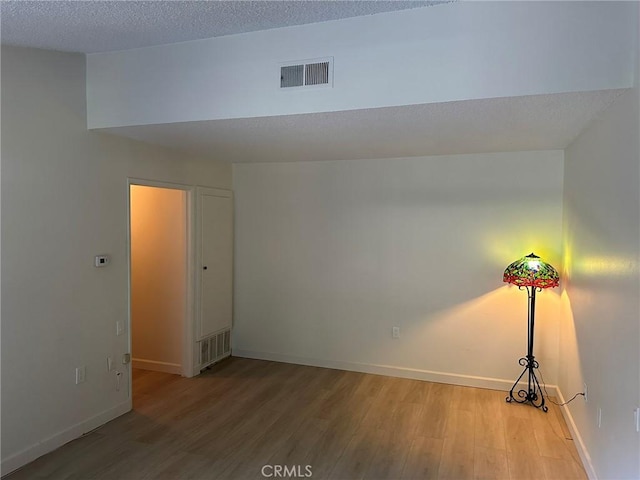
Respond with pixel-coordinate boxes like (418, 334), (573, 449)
(503, 253), (559, 289)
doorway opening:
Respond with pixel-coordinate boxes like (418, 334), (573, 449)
(129, 183), (191, 405)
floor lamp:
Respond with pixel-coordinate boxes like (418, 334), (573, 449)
(503, 253), (559, 412)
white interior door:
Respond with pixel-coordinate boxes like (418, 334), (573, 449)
(198, 188), (233, 339)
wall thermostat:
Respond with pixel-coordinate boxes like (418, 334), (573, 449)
(95, 255), (110, 267)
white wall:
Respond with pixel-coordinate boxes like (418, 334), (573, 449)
(560, 86), (640, 478)
(86, 1), (637, 129)
(130, 186), (186, 374)
(0, 46), (231, 474)
(233, 151), (564, 389)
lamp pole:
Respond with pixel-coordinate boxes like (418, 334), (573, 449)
(506, 285), (548, 412)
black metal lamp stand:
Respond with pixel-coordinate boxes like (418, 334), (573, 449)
(505, 285), (548, 412)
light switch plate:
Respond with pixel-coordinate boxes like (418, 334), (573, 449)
(95, 255), (110, 267)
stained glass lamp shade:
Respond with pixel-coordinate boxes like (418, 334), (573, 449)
(503, 253), (559, 289)
(503, 253), (559, 412)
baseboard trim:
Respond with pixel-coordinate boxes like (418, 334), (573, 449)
(232, 349), (559, 396)
(1, 400), (131, 477)
(556, 388), (597, 480)
(132, 358), (182, 375)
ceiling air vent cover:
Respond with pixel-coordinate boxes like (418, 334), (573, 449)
(280, 57), (333, 89)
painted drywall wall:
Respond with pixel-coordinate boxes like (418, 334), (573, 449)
(560, 87), (640, 478)
(0, 46), (231, 474)
(130, 186), (186, 374)
(232, 151), (564, 389)
(86, 1), (637, 129)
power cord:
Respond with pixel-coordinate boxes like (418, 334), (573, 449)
(537, 367), (585, 406)
(537, 368), (585, 441)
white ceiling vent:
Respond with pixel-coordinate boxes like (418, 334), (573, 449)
(280, 57), (333, 89)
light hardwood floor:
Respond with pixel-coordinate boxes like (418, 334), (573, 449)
(6, 358), (587, 479)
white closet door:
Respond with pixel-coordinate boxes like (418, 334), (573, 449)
(198, 188), (233, 339)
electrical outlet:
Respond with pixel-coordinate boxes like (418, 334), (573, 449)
(75, 366), (86, 385)
(583, 383), (588, 403)
(392, 326), (400, 339)
(116, 321), (124, 336)
(597, 407), (602, 428)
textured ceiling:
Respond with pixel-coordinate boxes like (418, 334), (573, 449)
(0, 0), (445, 53)
(1, 1), (626, 163)
(102, 89), (626, 163)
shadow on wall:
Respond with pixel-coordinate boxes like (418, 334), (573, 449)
(557, 290), (585, 393)
(404, 285), (563, 381)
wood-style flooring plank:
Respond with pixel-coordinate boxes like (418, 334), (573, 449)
(540, 456), (588, 480)
(414, 382), (451, 439)
(4, 359), (587, 480)
(507, 449), (548, 480)
(401, 436), (443, 480)
(473, 446), (510, 480)
(438, 436), (475, 480)
(328, 428), (379, 480)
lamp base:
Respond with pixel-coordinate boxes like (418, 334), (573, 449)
(505, 355), (548, 412)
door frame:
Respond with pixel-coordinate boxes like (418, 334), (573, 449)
(127, 178), (198, 396)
